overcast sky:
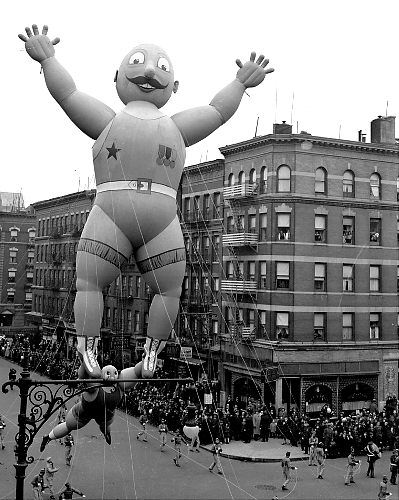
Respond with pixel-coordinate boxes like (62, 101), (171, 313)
(5, 0), (399, 206)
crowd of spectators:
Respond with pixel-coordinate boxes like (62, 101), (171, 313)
(1, 336), (398, 458)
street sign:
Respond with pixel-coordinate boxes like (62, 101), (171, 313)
(180, 346), (192, 359)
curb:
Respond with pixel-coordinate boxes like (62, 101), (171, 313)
(200, 445), (309, 463)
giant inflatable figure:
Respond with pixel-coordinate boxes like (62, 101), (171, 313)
(19, 25), (274, 379)
(40, 364), (138, 450)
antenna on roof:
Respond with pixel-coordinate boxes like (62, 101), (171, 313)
(274, 89), (278, 123)
(290, 92), (295, 125)
(339, 124), (341, 139)
(254, 116), (259, 137)
(386, 100), (389, 116)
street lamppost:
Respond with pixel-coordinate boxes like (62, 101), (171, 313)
(2, 338), (193, 500)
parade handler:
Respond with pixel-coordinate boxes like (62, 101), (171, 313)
(19, 25), (274, 380)
(40, 364), (143, 449)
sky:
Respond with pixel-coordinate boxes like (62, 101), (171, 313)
(4, 0), (399, 206)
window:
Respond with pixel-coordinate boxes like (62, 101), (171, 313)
(276, 262), (290, 289)
(213, 277), (220, 292)
(343, 264), (354, 292)
(315, 168), (327, 194)
(27, 250), (35, 264)
(203, 194), (210, 219)
(249, 214), (256, 233)
(249, 168), (256, 184)
(370, 218), (381, 244)
(9, 248), (18, 264)
(7, 289), (15, 303)
(260, 262), (267, 288)
(183, 198), (190, 218)
(369, 265), (380, 292)
(370, 173), (381, 199)
(315, 215), (326, 242)
(397, 217), (399, 244)
(25, 292), (33, 303)
(259, 213), (267, 240)
(238, 171), (245, 184)
(237, 215), (245, 231)
(397, 178), (399, 202)
(227, 262), (234, 279)
(212, 320), (219, 335)
(248, 261), (255, 280)
(314, 313), (326, 340)
(397, 266), (399, 293)
(314, 263), (326, 291)
(228, 173), (235, 186)
(343, 217), (355, 245)
(9, 227), (19, 241)
(276, 312), (289, 339)
(134, 311), (140, 332)
(277, 165), (291, 192)
(213, 192), (221, 218)
(342, 313), (354, 340)
(127, 310), (132, 332)
(26, 271), (34, 284)
(8, 269), (16, 283)
(370, 313), (380, 339)
(227, 216), (234, 233)
(277, 213), (290, 240)
(212, 235), (220, 260)
(343, 170), (355, 197)
(259, 311), (267, 330)
(260, 166), (267, 193)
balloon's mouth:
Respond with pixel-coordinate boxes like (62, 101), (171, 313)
(126, 75), (167, 92)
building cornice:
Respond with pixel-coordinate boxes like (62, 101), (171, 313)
(31, 189), (96, 210)
(219, 134), (399, 157)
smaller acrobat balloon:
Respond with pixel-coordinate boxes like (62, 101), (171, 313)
(182, 403), (201, 452)
(102, 365), (118, 381)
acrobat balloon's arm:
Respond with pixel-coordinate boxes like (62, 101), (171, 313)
(18, 24), (115, 140)
(172, 52), (273, 147)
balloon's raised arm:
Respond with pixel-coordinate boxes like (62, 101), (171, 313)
(172, 51), (274, 147)
(18, 24), (115, 140)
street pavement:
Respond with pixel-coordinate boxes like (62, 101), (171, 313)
(0, 356), (398, 500)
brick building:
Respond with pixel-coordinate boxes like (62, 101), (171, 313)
(0, 192), (36, 337)
(181, 116), (399, 414)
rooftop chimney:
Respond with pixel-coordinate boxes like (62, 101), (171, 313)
(273, 121), (292, 134)
(370, 116), (396, 144)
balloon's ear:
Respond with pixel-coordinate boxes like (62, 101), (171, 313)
(114, 70), (118, 83)
(173, 80), (179, 94)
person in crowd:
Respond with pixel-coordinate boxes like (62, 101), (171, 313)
(58, 482), (86, 499)
(64, 433), (74, 466)
(344, 446), (360, 486)
(0, 414), (6, 450)
(171, 429), (186, 467)
(31, 468), (46, 500)
(137, 410), (148, 442)
(209, 437), (223, 475)
(45, 457), (59, 500)
(8, 368), (17, 389)
(308, 430), (318, 466)
(281, 451), (296, 491)
(252, 409), (261, 441)
(366, 439), (381, 478)
(315, 441), (326, 479)
(158, 418), (168, 451)
(260, 409), (271, 442)
(377, 475), (391, 499)
(389, 448), (398, 485)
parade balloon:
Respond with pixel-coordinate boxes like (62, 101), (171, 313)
(19, 24), (274, 383)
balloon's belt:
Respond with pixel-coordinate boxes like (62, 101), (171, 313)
(96, 180), (177, 199)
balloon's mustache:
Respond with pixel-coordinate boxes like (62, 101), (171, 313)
(126, 76), (167, 89)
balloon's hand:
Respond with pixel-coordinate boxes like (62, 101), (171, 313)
(236, 52), (274, 88)
(18, 24), (60, 63)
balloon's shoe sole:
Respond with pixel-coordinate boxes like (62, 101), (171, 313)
(79, 337), (101, 378)
(142, 338), (166, 378)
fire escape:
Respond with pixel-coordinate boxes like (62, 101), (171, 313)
(221, 182), (258, 343)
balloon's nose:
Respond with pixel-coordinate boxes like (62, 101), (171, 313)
(144, 63), (155, 78)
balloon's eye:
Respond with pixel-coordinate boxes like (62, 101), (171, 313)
(129, 52), (145, 65)
(157, 57), (170, 72)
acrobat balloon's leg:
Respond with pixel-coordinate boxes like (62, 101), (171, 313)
(135, 216), (185, 378)
(40, 405), (88, 451)
(75, 205), (132, 377)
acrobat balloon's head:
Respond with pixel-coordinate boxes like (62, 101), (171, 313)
(102, 365), (118, 381)
(115, 43), (179, 108)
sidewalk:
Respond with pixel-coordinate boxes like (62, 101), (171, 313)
(201, 438), (309, 463)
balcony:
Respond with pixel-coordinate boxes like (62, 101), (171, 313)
(223, 183), (257, 200)
(229, 323), (256, 341)
(221, 279), (257, 294)
(222, 232), (258, 247)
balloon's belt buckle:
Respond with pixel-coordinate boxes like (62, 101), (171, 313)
(128, 179), (152, 194)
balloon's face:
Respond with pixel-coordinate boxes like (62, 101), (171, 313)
(102, 365), (118, 381)
(116, 44), (178, 107)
